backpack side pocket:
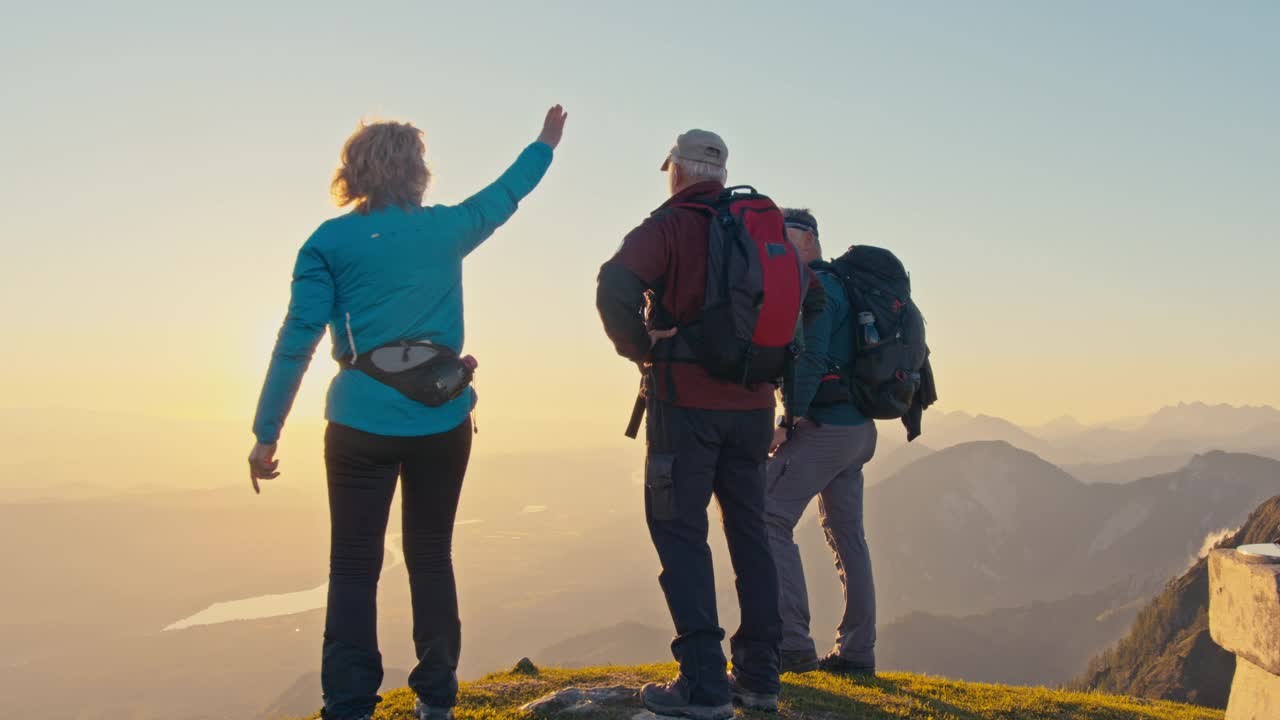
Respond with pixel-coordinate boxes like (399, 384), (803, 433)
(645, 453), (677, 522)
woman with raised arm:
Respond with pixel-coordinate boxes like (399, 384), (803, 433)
(247, 105), (567, 720)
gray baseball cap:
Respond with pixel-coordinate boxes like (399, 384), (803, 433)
(660, 129), (728, 171)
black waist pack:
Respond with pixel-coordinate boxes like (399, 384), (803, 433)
(344, 340), (474, 408)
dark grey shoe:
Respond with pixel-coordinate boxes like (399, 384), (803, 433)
(640, 680), (734, 720)
(779, 648), (820, 674)
(727, 672), (779, 712)
(414, 698), (455, 720)
(818, 652), (875, 677)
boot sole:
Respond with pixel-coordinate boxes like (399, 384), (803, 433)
(731, 692), (779, 713)
(732, 681), (778, 712)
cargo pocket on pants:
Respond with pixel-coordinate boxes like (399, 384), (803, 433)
(645, 453), (677, 522)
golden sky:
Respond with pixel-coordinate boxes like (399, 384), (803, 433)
(1, 2), (1277, 456)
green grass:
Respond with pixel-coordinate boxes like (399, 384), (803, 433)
(310, 662), (1225, 720)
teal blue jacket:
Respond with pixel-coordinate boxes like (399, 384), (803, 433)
(785, 268), (868, 426)
(252, 141), (554, 444)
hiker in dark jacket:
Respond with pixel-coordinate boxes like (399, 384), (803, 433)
(247, 105), (567, 720)
(767, 208), (879, 677)
(597, 131), (822, 719)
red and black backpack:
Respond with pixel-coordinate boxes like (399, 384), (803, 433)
(661, 185), (807, 386)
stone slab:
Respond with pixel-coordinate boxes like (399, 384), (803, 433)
(1209, 549), (1280, 675)
(1226, 657), (1280, 720)
(520, 685), (640, 715)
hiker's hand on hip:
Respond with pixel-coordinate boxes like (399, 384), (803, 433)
(771, 427), (789, 454)
(537, 104), (568, 150)
(248, 441), (280, 494)
(649, 327), (677, 347)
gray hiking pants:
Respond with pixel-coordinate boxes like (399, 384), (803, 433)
(765, 420), (877, 665)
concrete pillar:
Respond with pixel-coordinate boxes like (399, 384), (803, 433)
(1209, 548), (1280, 720)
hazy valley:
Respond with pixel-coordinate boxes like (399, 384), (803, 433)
(1, 402), (1277, 719)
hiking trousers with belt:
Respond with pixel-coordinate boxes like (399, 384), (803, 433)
(644, 398), (782, 706)
(765, 419), (878, 666)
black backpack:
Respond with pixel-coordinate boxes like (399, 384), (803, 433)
(668, 186), (806, 386)
(817, 246), (929, 420)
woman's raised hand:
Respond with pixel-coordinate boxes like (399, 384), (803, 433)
(537, 104), (568, 150)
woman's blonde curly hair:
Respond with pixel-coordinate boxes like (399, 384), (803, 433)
(331, 120), (431, 214)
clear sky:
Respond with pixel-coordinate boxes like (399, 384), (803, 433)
(1, 1), (1277, 453)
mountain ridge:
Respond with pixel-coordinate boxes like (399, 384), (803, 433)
(852, 446), (1280, 620)
(1074, 494), (1280, 708)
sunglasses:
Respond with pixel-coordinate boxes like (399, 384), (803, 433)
(784, 222), (819, 237)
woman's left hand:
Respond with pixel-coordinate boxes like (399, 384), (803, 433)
(248, 441), (280, 494)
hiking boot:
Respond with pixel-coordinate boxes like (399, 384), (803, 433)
(414, 698), (455, 720)
(727, 671), (779, 712)
(640, 679), (733, 720)
(779, 648), (820, 674)
(818, 652), (875, 678)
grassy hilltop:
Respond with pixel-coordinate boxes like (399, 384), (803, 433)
(306, 662), (1224, 720)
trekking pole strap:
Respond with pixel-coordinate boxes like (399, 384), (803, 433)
(624, 393), (646, 439)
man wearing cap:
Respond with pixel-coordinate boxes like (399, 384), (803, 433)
(595, 131), (793, 719)
(767, 208), (879, 678)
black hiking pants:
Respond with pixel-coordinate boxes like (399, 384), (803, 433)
(644, 399), (782, 706)
(321, 419), (471, 720)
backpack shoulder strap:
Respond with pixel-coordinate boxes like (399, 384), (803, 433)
(807, 262), (854, 330)
(668, 202), (716, 214)
(658, 187), (738, 217)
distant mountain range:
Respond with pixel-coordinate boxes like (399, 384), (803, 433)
(931, 403), (1279, 463)
(3, 402), (1277, 719)
(260, 668), (408, 720)
(840, 445), (1280, 621)
(1064, 454), (1197, 485)
(536, 621), (672, 668)
(1073, 494), (1280, 709)
(861, 402), (1280, 487)
(4, 402), (1277, 499)
(541, 445), (1280, 692)
(877, 584), (1145, 687)
(1026, 414), (1095, 440)
(1142, 403), (1280, 438)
